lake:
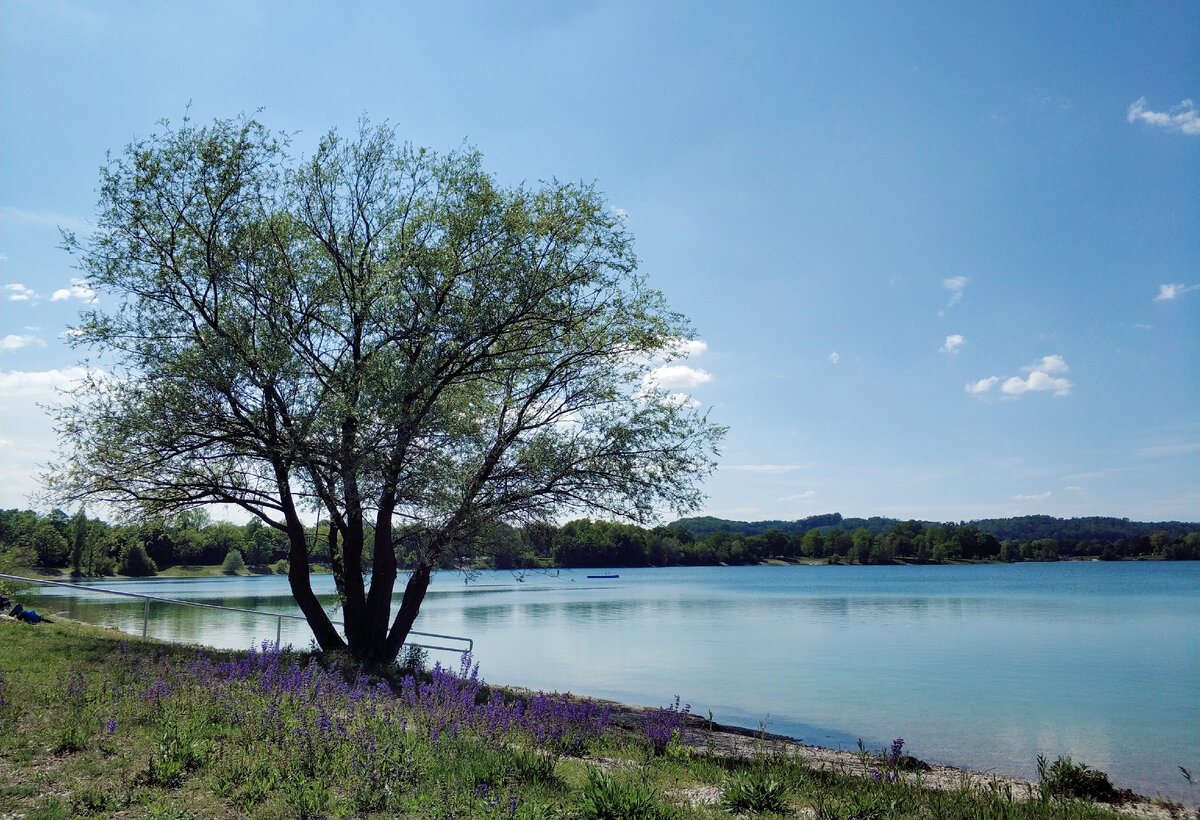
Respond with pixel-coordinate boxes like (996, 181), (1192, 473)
(23, 561), (1200, 802)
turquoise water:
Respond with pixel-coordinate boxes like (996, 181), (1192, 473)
(26, 561), (1200, 801)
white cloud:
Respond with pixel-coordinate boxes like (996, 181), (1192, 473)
(0, 366), (96, 397)
(50, 278), (97, 303)
(1023, 354), (1068, 375)
(0, 206), (91, 234)
(965, 376), (999, 395)
(828, 351), (840, 365)
(967, 354), (1072, 398)
(662, 393), (700, 409)
(1, 334), (44, 351)
(1135, 441), (1200, 459)
(725, 464), (806, 474)
(1001, 370), (1072, 397)
(643, 364), (712, 390)
(1126, 97), (1200, 136)
(782, 490), (817, 502)
(612, 207), (629, 220)
(942, 276), (968, 311)
(939, 334), (964, 354)
(666, 338), (708, 357)
(1013, 491), (1052, 501)
(1154, 283), (1199, 301)
(4, 283), (38, 302)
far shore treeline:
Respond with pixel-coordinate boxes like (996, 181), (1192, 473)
(1, 509), (1197, 578)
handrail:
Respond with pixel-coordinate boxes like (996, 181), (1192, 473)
(0, 572), (472, 655)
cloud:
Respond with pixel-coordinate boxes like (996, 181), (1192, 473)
(666, 338), (708, 357)
(781, 490), (817, 502)
(1, 334), (44, 351)
(612, 207), (629, 220)
(661, 393), (701, 409)
(1023, 354), (1068, 375)
(0, 366), (97, 397)
(1154, 283), (1199, 301)
(967, 355), (1072, 398)
(939, 334), (965, 354)
(965, 376), (999, 395)
(828, 351), (840, 365)
(1001, 371), (1072, 397)
(0, 206), (91, 234)
(1126, 98), (1200, 136)
(643, 364), (712, 390)
(941, 276), (968, 311)
(1135, 440), (1200, 459)
(4, 284), (38, 302)
(724, 464), (806, 474)
(1013, 491), (1052, 501)
(50, 278), (97, 303)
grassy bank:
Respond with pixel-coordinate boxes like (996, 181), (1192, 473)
(0, 618), (1183, 820)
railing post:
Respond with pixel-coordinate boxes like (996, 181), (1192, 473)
(276, 615), (282, 649)
(142, 598), (149, 641)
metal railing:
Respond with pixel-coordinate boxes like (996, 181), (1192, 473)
(0, 572), (472, 655)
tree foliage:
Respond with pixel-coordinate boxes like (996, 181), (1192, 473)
(46, 115), (724, 663)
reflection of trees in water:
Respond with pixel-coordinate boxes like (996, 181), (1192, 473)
(24, 589), (328, 649)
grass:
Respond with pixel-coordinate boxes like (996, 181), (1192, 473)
(0, 617), (1180, 820)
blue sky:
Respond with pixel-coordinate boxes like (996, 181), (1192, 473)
(2, 1), (1197, 524)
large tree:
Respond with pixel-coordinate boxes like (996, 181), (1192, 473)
(47, 115), (724, 664)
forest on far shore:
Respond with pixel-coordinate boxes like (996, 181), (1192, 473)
(1, 508), (1197, 578)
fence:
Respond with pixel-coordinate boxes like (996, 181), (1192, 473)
(0, 572), (472, 655)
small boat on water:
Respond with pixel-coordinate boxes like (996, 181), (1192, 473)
(586, 573), (620, 579)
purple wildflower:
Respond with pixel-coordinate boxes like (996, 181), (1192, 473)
(643, 695), (691, 754)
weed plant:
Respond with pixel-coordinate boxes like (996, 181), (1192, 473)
(1037, 754), (1123, 803)
(721, 768), (790, 814)
(0, 618), (1165, 819)
(578, 769), (677, 820)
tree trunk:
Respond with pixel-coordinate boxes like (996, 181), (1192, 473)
(381, 563), (432, 663)
(285, 519), (345, 652)
(363, 494), (399, 657)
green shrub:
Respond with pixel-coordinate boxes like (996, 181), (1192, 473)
(52, 721), (87, 754)
(146, 719), (211, 786)
(578, 769), (675, 820)
(220, 548), (245, 575)
(398, 642), (428, 674)
(118, 540), (158, 576)
(283, 772), (330, 820)
(1038, 754), (1119, 803)
(721, 770), (789, 814)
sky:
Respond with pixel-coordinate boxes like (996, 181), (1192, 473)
(1, 1), (1197, 525)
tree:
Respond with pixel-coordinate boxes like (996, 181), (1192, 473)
(118, 536), (159, 576)
(32, 520), (69, 568)
(47, 115), (724, 664)
(70, 508), (88, 575)
(220, 548), (246, 575)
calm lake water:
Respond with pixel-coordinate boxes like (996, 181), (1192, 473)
(25, 561), (1200, 801)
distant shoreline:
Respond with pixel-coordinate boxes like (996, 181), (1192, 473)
(8, 553), (1194, 584)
